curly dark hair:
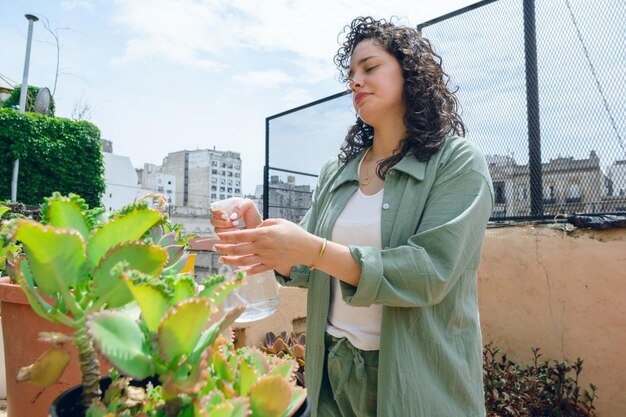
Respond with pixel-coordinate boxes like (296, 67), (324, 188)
(335, 16), (466, 179)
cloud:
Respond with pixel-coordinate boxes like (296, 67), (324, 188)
(61, 0), (95, 11)
(232, 70), (293, 88)
(110, 0), (462, 72)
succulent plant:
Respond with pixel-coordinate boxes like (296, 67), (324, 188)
(260, 331), (306, 387)
(3, 192), (194, 409)
(86, 271), (306, 417)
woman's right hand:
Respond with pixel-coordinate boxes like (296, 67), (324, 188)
(210, 198), (262, 233)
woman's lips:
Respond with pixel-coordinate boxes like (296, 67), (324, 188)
(354, 92), (370, 106)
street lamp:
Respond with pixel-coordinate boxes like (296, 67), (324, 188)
(11, 13), (39, 202)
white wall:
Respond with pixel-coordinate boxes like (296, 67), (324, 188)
(102, 152), (140, 211)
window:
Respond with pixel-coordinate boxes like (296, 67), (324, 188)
(493, 181), (506, 205)
(235, 164), (240, 170)
(220, 179), (226, 185)
(236, 180), (240, 186)
(220, 187), (225, 192)
(235, 188), (240, 194)
(212, 161), (218, 167)
(227, 171), (233, 177)
(212, 169), (218, 175)
(221, 162), (227, 168)
(167, 181), (171, 185)
(220, 194), (226, 199)
(235, 173), (240, 178)
(157, 178), (162, 184)
(517, 187), (527, 201)
(221, 170), (226, 176)
(543, 185), (556, 204)
(566, 184), (582, 203)
(227, 163), (233, 169)
(211, 177), (217, 184)
(211, 185), (217, 191)
(227, 187), (232, 193)
(211, 193), (217, 199)
(228, 180), (233, 186)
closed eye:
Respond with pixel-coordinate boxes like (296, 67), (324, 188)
(365, 65), (380, 73)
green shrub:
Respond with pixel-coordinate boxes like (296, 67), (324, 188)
(484, 343), (597, 417)
(0, 108), (104, 207)
(2, 85), (56, 116)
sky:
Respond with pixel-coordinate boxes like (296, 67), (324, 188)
(1, 0), (478, 195)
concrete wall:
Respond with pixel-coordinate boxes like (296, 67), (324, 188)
(239, 225), (626, 417)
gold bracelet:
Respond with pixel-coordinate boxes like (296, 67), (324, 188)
(310, 238), (327, 270)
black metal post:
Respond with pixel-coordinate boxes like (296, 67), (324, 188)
(263, 118), (270, 220)
(524, 0), (543, 218)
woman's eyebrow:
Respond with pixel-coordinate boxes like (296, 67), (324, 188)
(349, 55), (379, 77)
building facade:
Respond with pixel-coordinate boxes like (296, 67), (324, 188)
(253, 175), (312, 223)
(486, 151), (626, 218)
(161, 149), (242, 209)
(136, 163), (176, 207)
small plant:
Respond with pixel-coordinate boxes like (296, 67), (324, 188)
(260, 331), (306, 387)
(3, 193), (192, 409)
(86, 272), (306, 417)
(483, 343), (597, 417)
(0, 204), (21, 275)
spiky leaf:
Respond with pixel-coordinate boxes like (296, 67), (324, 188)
(163, 252), (191, 274)
(269, 359), (296, 381)
(180, 253), (197, 274)
(171, 275), (196, 304)
(87, 208), (162, 267)
(248, 375), (291, 417)
(198, 275), (227, 298)
(236, 358), (260, 397)
(189, 305), (245, 365)
(158, 298), (213, 363)
(13, 220), (86, 295)
(87, 311), (154, 379)
(42, 194), (91, 241)
(283, 386), (307, 417)
(92, 243), (168, 308)
(16, 347), (71, 387)
(124, 275), (171, 332)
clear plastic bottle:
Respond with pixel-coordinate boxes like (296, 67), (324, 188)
(211, 197), (280, 323)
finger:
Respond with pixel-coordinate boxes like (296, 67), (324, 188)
(235, 263), (273, 276)
(213, 226), (239, 235)
(219, 254), (262, 267)
(217, 228), (263, 243)
(213, 242), (256, 256)
(210, 209), (230, 220)
(231, 200), (262, 229)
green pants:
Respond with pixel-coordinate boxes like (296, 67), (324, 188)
(317, 333), (379, 417)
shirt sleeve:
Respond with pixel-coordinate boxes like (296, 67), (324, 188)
(340, 167), (494, 308)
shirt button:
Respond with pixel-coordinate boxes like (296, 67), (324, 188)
(382, 203), (390, 210)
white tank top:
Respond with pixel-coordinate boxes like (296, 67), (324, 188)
(326, 165), (384, 350)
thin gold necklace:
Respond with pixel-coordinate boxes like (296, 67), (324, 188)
(359, 147), (372, 186)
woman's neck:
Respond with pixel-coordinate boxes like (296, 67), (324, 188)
(370, 123), (406, 160)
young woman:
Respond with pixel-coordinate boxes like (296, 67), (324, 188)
(212, 16), (493, 417)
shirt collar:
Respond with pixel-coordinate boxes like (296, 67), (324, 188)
(331, 149), (427, 193)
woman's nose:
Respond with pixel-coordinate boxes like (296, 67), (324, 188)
(349, 77), (364, 91)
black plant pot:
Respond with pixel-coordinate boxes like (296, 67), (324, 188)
(51, 377), (312, 417)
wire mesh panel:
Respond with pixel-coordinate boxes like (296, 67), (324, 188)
(265, 0), (626, 221)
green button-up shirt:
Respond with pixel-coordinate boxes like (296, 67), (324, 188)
(278, 136), (493, 416)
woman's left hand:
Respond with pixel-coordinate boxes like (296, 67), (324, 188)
(213, 218), (320, 275)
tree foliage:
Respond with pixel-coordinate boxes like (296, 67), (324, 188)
(2, 85), (56, 116)
(0, 108), (104, 207)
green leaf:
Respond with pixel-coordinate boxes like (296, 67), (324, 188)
(248, 375), (291, 417)
(207, 399), (250, 417)
(87, 311), (155, 379)
(42, 194), (91, 241)
(158, 298), (213, 363)
(92, 243), (167, 308)
(171, 276), (196, 304)
(269, 360), (296, 381)
(0, 207), (10, 217)
(236, 358), (260, 397)
(198, 275), (227, 298)
(188, 305), (244, 365)
(124, 276), (171, 333)
(211, 277), (244, 307)
(13, 220), (86, 296)
(87, 208), (162, 267)
(282, 387), (306, 417)
(165, 245), (185, 267)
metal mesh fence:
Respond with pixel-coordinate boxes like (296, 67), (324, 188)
(265, 0), (626, 221)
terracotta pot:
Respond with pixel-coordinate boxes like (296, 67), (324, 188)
(0, 277), (110, 417)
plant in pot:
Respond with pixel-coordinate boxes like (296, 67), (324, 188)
(4, 193), (308, 417)
(1, 192), (193, 415)
(74, 270), (307, 417)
